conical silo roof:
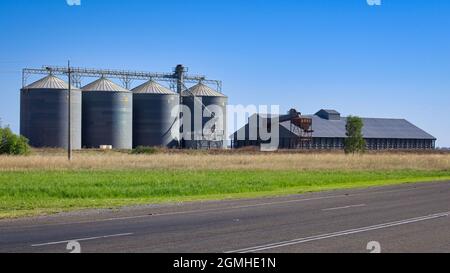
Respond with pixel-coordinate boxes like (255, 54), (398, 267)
(182, 82), (226, 97)
(132, 80), (176, 94)
(82, 77), (129, 92)
(22, 75), (79, 90)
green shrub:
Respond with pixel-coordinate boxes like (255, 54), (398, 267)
(344, 116), (366, 154)
(0, 127), (31, 155)
(131, 146), (158, 155)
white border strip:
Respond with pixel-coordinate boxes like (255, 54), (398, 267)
(31, 232), (133, 247)
(227, 212), (450, 253)
(322, 204), (367, 211)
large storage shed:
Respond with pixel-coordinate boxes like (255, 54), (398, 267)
(232, 109), (436, 150)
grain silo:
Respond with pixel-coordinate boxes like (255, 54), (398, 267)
(132, 80), (180, 148)
(82, 77), (132, 149)
(20, 74), (82, 149)
(181, 82), (227, 149)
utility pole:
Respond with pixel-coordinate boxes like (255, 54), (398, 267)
(175, 64), (185, 95)
(67, 61), (72, 161)
(175, 65), (185, 149)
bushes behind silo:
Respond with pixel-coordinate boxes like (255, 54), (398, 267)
(0, 126), (30, 155)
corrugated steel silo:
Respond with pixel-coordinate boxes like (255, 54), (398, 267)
(181, 82), (227, 149)
(20, 75), (82, 149)
(82, 77), (132, 149)
(132, 80), (180, 148)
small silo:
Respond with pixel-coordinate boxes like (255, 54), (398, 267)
(132, 80), (180, 148)
(82, 77), (132, 149)
(181, 82), (228, 149)
(20, 74), (82, 149)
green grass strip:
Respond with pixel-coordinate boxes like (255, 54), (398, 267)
(0, 170), (449, 218)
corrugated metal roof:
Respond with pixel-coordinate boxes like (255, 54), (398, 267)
(232, 112), (436, 140)
(317, 109), (340, 115)
(132, 80), (176, 94)
(22, 75), (79, 90)
(82, 77), (129, 92)
(315, 109), (341, 120)
(182, 83), (226, 97)
(281, 115), (436, 140)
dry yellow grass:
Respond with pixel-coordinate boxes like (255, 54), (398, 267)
(0, 150), (449, 171)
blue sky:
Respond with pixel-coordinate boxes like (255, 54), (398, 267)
(0, 0), (449, 146)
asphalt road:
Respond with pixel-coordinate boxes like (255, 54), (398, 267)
(0, 181), (449, 253)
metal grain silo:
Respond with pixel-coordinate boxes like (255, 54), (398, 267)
(20, 75), (82, 149)
(132, 80), (180, 148)
(82, 77), (132, 149)
(181, 82), (227, 149)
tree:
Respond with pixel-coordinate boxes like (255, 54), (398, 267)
(344, 116), (366, 154)
(0, 126), (31, 155)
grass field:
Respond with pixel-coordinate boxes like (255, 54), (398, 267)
(1, 150), (450, 171)
(1, 151), (450, 219)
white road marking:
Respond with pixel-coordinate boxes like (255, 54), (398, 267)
(227, 211), (450, 253)
(322, 204), (366, 211)
(31, 233), (133, 247)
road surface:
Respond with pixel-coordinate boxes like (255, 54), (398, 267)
(0, 181), (449, 253)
